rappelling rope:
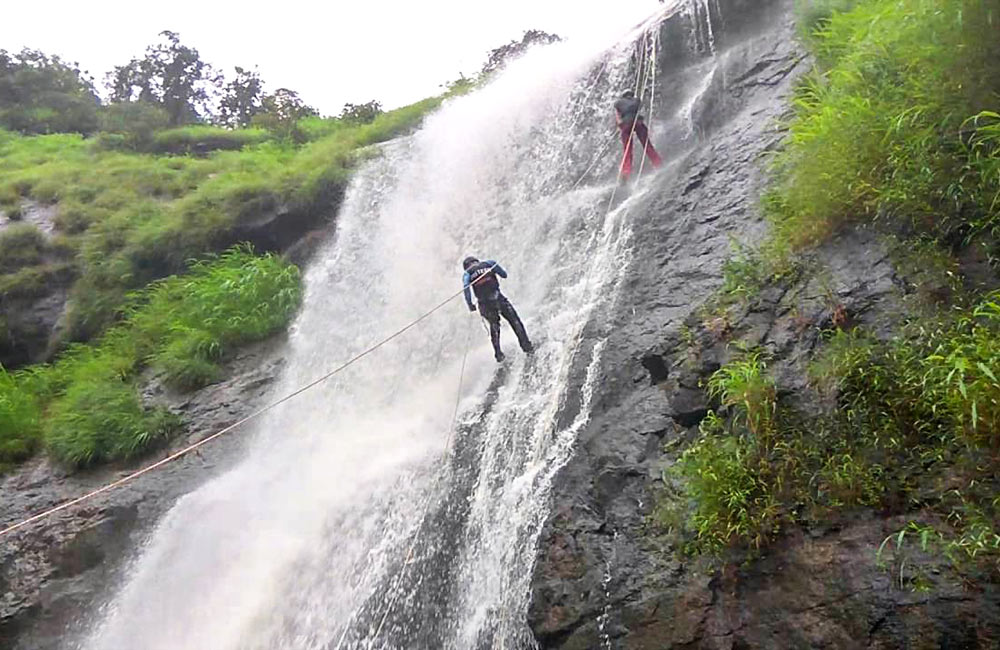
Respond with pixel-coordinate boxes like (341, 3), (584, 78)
(607, 28), (654, 211)
(0, 266), (498, 540)
(634, 28), (659, 182)
(332, 320), (474, 650)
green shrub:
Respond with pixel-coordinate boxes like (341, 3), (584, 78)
(0, 367), (42, 467)
(137, 246), (303, 389)
(150, 125), (271, 155)
(671, 295), (1000, 561)
(0, 263), (75, 299)
(768, 0), (1000, 256)
(705, 352), (777, 439)
(794, 0), (859, 34)
(0, 223), (46, 273)
(44, 377), (179, 467)
(97, 101), (171, 151)
(675, 412), (784, 553)
(3, 247), (300, 469)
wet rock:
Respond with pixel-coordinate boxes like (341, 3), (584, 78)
(530, 0), (1000, 647)
(0, 337), (287, 650)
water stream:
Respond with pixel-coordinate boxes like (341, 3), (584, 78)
(83, 6), (692, 648)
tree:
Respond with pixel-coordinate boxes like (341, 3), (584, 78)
(251, 88), (317, 142)
(107, 31), (221, 126)
(338, 100), (382, 124)
(218, 66), (264, 128)
(0, 48), (100, 134)
(481, 30), (562, 76)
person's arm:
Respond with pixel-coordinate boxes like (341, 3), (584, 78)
(462, 271), (476, 311)
(484, 260), (507, 278)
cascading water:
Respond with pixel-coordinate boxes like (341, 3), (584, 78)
(82, 7), (683, 649)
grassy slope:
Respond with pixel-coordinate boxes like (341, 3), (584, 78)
(0, 97), (443, 470)
(0, 97), (441, 341)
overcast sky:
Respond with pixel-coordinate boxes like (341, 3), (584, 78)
(1, 0), (662, 115)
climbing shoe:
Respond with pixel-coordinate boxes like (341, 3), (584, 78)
(495, 350), (506, 363)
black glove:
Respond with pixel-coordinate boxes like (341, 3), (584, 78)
(469, 303), (477, 312)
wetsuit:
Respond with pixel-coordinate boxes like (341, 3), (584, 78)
(462, 260), (533, 361)
(614, 96), (662, 178)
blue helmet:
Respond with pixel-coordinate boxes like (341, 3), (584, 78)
(462, 256), (479, 270)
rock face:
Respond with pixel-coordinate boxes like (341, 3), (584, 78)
(0, 202), (72, 369)
(528, 1), (1000, 648)
(0, 339), (287, 650)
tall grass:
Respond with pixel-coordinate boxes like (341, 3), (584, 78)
(0, 223), (47, 273)
(0, 367), (41, 467)
(766, 0), (1000, 258)
(669, 301), (1000, 568)
(0, 246), (302, 469)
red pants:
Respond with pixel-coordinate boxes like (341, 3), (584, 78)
(618, 120), (662, 178)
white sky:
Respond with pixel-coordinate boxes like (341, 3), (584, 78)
(1, 0), (662, 115)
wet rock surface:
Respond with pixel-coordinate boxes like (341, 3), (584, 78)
(0, 338), (287, 650)
(1, 202), (72, 368)
(529, 0), (1000, 647)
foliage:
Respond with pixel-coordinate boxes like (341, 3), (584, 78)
(250, 88), (318, 143)
(719, 240), (799, 302)
(218, 66), (265, 128)
(0, 223), (47, 274)
(0, 263), (76, 300)
(0, 247), (301, 469)
(136, 246), (303, 389)
(44, 374), (180, 467)
(96, 101), (171, 150)
(339, 100), (383, 124)
(706, 352), (777, 439)
(481, 30), (562, 76)
(0, 96), (440, 342)
(149, 125), (271, 155)
(107, 31), (222, 126)
(794, 0), (859, 33)
(765, 0), (1000, 260)
(669, 301), (1000, 569)
(0, 48), (100, 135)
(0, 367), (41, 467)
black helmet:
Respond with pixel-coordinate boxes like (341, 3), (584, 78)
(622, 89), (635, 99)
(462, 256), (479, 270)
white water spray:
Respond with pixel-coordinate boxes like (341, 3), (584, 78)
(83, 7), (680, 649)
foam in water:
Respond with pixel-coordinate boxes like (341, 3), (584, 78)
(82, 5), (680, 649)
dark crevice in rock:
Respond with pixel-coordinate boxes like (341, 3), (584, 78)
(640, 353), (670, 384)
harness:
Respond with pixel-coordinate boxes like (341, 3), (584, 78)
(467, 262), (501, 302)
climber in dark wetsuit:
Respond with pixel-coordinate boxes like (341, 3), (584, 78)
(614, 90), (662, 179)
(462, 256), (534, 363)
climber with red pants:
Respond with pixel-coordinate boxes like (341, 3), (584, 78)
(614, 90), (662, 180)
(462, 256), (533, 363)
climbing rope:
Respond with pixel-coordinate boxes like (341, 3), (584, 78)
(607, 27), (656, 211)
(634, 29), (660, 182)
(0, 266), (498, 539)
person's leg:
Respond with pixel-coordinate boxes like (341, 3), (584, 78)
(618, 122), (634, 179)
(479, 301), (504, 361)
(634, 120), (663, 168)
(499, 296), (533, 353)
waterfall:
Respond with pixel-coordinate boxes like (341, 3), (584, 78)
(83, 6), (685, 649)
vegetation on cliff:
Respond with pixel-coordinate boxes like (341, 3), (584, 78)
(0, 31), (449, 472)
(0, 247), (301, 469)
(664, 0), (1000, 578)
